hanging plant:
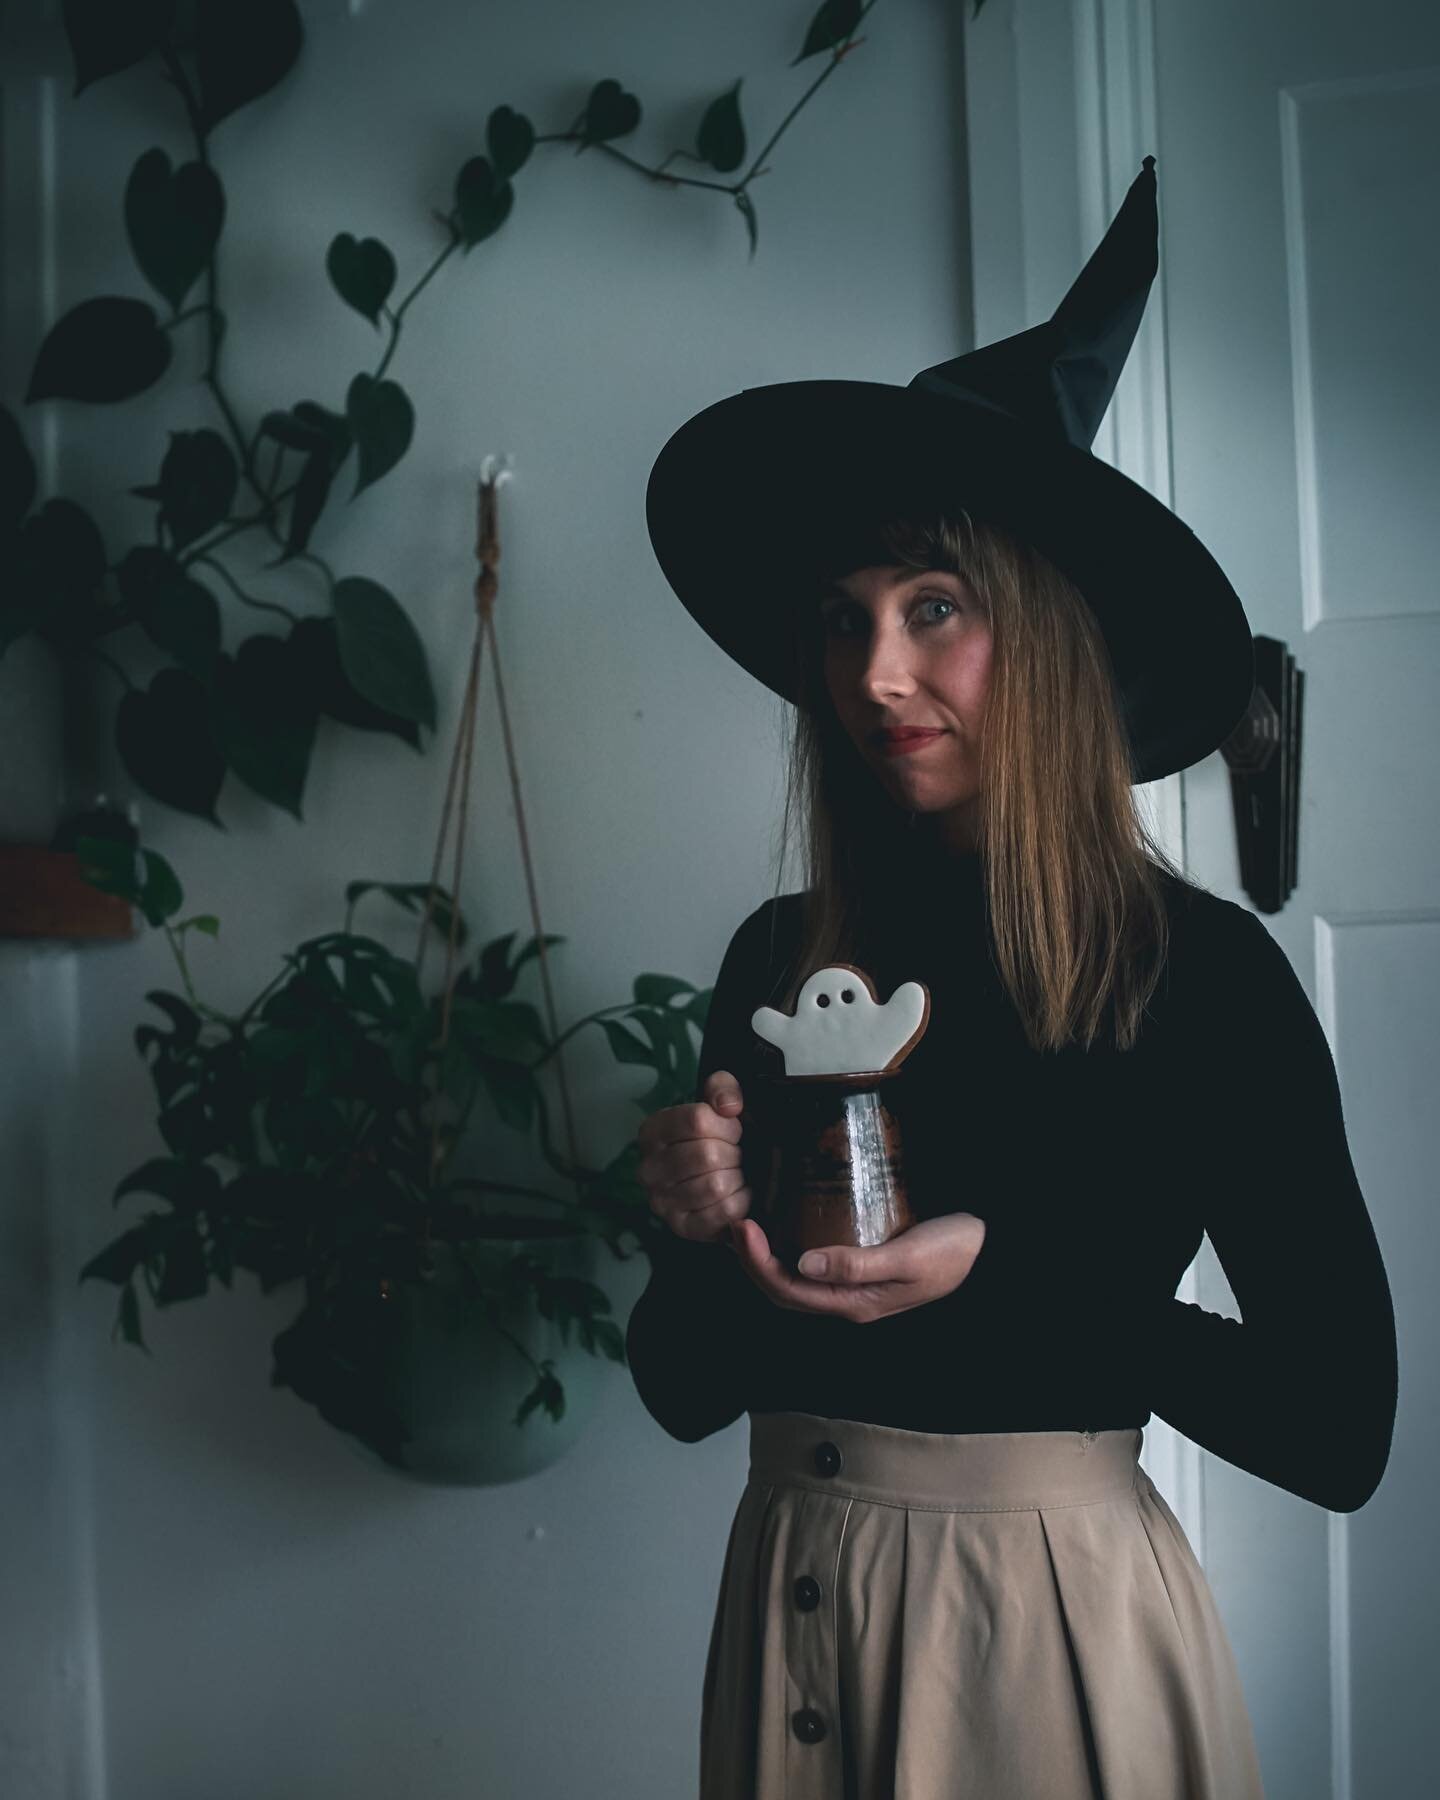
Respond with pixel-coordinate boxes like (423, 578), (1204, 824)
(73, 834), (714, 1469)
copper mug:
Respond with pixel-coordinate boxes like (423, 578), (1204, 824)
(746, 1070), (915, 1273)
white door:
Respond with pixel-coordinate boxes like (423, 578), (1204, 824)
(1156, 4), (1438, 1796)
(965, 3), (1437, 1795)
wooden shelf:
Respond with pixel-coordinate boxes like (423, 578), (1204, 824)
(0, 844), (137, 942)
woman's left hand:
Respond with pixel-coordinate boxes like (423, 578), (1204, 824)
(730, 1211), (987, 1324)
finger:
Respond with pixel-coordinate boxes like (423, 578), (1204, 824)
(648, 1102), (743, 1149)
(731, 1220), (879, 1318)
(637, 1131), (737, 1193)
(795, 1242), (901, 1285)
(673, 1198), (742, 1244)
(667, 1165), (746, 1227)
(703, 1069), (745, 1118)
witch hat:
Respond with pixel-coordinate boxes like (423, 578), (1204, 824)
(645, 156), (1254, 785)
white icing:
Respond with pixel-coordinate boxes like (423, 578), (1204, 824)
(751, 966), (929, 1077)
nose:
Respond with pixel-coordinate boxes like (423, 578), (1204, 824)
(856, 625), (918, 700)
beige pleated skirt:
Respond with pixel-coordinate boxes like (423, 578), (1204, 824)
(699, 1412), (1265, 1799)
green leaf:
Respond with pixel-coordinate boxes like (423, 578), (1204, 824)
(73, 836), (184, 929)
(578, 78), (640, 150)
(514, 1363), (564, 1427)
(632, 974), (696, 1006)
(124, 148), (225, 311)
(79, 1221), (155, 1286)
(114, 1156), (221, 1215)
(63, 0), (177, 97)
(344, 372), (413, 498)
(117, 547), (222, 681)
(71, 833), (141, 904)
(326, 233), (397, 326)
(211, 635), (318, 819)
(134, 989), (203, 1061)
(289, 616), (421, 747)
(793, 0), (863, 65)
(486, 105), (534, 179)
(449, 998), (547, 1062)
(115, 667), (227, 825)
(195, 0), (304, 135)
(696, 79), (745, 174)
(259, 400), (351, 466)
(478, 1059), (537, 1133)
(453, 156), (514, 250)
(116, 1280), (148, 1349)
(283, 443), (335, 556)
(0, 404), (37, 529)
(153, 1216), (210, 1303)
(331, 575), (435, 730)
(26, 296), (172, 404)
(598, 1017), (655, 1068)
(156, 428), (238, 547)
(346, 879), (467, 948)
(16, 498), (108, 650)
(507, 933), (567, 983)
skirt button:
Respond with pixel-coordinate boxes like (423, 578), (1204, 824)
(813, 1440), (842, 1477)
(791, 1708), (828, 1744)
(793, 1575), (822, 1611)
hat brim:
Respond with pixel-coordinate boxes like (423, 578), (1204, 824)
(646, 380), (1255, 784)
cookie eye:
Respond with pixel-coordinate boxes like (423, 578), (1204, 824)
(816, 994), (830, 1008)
(840, 989), (854, 1003)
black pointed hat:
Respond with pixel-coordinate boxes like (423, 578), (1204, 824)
(645, 156), (1254, 785)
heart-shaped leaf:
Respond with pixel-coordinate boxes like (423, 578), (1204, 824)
(326, 233), (396, 326)
(63, 0), (177, 97)
(155, 428), (237, 547)
(283, 445), (335, 557)
(344, 373), (413, 498)
(116, 545), (222, 681)
(211, 633), (317, 818)
(697, 80), (746, 174)
(453, 156), (514, 251)
(125, 148), (225, 311)
(793, 0), (863, 65)
(579, 78), (641, 149)
(26, 296), (172, 403)
(331, 575), (435, 731)
(115, 667), (228, 824)
(259, 399), (351, 464)
(195, 0), (303, 134)
(289, 615), (422, 747)
(487, 105), (535, 179)
(19, 498), (108, 649)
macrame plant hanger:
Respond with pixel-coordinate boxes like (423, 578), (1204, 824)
(411, 454), (581, 1269)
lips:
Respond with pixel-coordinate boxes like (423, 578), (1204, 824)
(872, 728), (945, 743)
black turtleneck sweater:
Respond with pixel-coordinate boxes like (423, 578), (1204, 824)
(625, 853), (1398, 1514)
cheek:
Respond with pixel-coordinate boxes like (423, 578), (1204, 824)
(939, 636), (992, 714)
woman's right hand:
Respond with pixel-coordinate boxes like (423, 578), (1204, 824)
(635, 1069), (752, 1245)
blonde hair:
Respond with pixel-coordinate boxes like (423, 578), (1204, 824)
(764, 509), (1186, 1054)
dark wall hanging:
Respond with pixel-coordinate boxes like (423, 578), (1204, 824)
(1219, 634), (1304, 915)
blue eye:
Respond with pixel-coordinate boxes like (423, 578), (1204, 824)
(821, 594), (961, 638)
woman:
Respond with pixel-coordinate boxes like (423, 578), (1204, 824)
(629, 158), (1397, 1799)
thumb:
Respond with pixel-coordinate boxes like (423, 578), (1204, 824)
(704, 1068), (744, 1115)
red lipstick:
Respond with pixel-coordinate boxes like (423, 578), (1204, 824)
(874, 729), (946, 757)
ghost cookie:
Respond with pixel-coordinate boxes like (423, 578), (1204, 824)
(751, 964), (930, 1078)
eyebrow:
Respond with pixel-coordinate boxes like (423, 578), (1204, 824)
(817, 570), (957, 603)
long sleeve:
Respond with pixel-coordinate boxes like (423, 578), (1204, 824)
(1145, 905), (1398, 1513)
(624, 900), (780, 1443)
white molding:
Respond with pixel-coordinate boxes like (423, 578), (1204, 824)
(963, 0), (1204, 1561)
